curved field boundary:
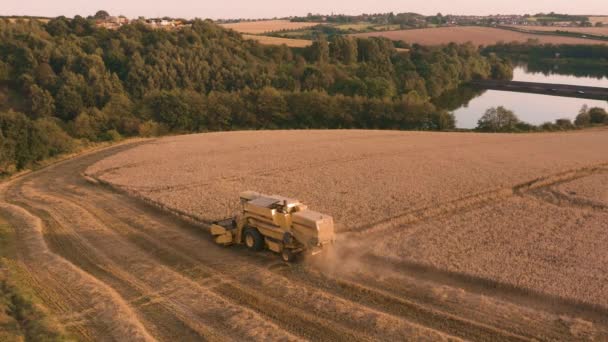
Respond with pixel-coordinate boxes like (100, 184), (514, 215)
(85, 175), (213, 229)
(0, 185), (155, 341)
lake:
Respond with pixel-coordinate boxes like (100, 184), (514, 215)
(449, 66), (608, 129)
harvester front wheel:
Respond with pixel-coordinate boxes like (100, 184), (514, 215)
(281, 248), (297, 263)
(244, 228), (264, 251)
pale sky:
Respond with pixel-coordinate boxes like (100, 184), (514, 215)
(2, 1), (607, 20)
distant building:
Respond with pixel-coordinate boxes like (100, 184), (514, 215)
(95, 16), (186, 30)
(95, 15), (130, 29)
(145, 18), (185, 29)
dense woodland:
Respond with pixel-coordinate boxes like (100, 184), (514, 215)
(0, 16), (513, 173)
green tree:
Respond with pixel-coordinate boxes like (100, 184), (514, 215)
(0, 128), (15, 174)
(330, 36), (358, 64)
(94, 10), (111, 20)
(0, 110), (36, 169)
(0, 61), (11, 81)
(29, 85), (55, 118)
(476, 106), (520, 132)
(255, 87), (288, 128)
(72, 112), (97, 140)
(144, 90), (203, 131)
(102, 94), (140, 135)
(55, 85), (84, 121)
(588, 107), (608, 124)
(575, 105), (591, 126)
(34, 63), (57, 88)
(365, 77), (395, 98)
(310, 35), (329, 64)
(32, 118), (74, 157)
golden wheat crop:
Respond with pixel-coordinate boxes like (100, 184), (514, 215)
(352, 26), (608, 45)
(87, 129), (608, 229)
(242, 34), (312, 47)
(220, 20), (319, 34)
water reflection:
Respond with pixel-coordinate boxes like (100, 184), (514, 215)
(514, 65), (608, 87)
(524, 59), (608, 80)
(438, 66), (608, 129)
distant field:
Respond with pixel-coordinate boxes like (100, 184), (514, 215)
(335, 22), (372, 31)
(220, 20), (319, 34)
(6, 17), (50, 23)
(509, 25), (608, 37)
(242, 34), (312, 47)
(353, 26), (608, 46)
(589, 16), (608, 25)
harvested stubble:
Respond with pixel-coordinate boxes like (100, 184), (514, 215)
(370, 195), (608, 308)
(352, 26), (608, 45)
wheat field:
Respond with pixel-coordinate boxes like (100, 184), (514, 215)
(86, 129), (608, 308)
(353, 26), (608, 45)
(242, 34), (312, 47)
(220, 20), (319, 34)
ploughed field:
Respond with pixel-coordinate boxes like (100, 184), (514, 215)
(2, 129), (608, 341)
(352, 26), (608, 45)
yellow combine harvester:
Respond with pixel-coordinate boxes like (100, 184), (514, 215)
(210, 191), (335, 262)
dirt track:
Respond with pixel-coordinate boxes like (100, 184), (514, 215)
(2, 142), (608, 341)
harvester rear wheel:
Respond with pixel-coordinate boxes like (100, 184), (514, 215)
(244, 228), (264, 251)
(281, 248), (297, 262)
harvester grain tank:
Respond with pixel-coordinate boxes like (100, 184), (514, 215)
(210, 191), (335, 262)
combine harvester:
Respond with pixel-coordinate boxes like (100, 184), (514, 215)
(210, 191), (335, 262)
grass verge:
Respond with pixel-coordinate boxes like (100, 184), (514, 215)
(0, 215), (72, 341)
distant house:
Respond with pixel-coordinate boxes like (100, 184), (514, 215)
(96, 15), (130, 29)
(96, 16), (185, 30)
(145, 18), (186, 30)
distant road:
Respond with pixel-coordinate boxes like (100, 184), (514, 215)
(471, 80), (608, 100)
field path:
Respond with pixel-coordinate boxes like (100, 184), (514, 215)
(2, 142), (607, 341)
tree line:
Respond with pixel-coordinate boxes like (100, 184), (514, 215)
(476, 105), (608, 133)
(0, 16), (511, 174)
